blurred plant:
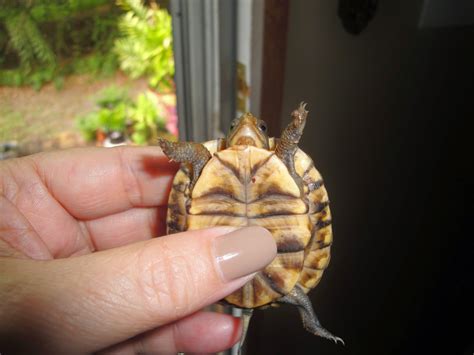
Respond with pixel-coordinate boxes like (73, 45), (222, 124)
(95, 85), (131, 108)
(129, 91), (166, 144)
(75, 102), (128, 142)
(0, 52), (117, 90)
(98, 103), (128, 132)
(76, 85), (129, 141)
(68, 52), (119, 77)
(3, 11), (56, 71)
(114, 0), (174, 91)
(0, 0), (120, 90)
(76, 112), (101, 142)
(75, 88), (167, 145)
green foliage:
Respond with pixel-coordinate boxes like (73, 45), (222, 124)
(28, 66), (57, 91)
(68, 52), (118, 77)
(95, 85), (131, 108)
(75, 87), (167, 145)
(0, 69), (25, 87)
(114, 0), (174, 91)
(76, 85), (129, 139)
(4, 11), (56, 70)
(0, 1), (111, 23)
(0, 52), (117, 90)
(0, 0), (175, 90)
(75, 102), (128, 141)
(76, 112), (100, 142)
(97, 103), (128, 132)
(0, 65), (58, 90)
(129, 91), (165, 144)
(0, 1), (121, 90)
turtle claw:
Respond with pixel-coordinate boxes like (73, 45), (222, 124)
(314, 328), (345, 346)
(291, 102), (308, 128)
(299, 101), (308, 113)
(158, 138), (172, 157)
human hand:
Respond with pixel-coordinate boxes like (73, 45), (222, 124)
(0, 147), (276, 354)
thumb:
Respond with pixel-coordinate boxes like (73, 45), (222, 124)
(0, 226), (276, 353)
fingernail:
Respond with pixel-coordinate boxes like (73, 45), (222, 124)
(213, 226), (277, 282)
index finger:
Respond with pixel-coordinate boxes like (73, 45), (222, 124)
(33, 146), (179, 220)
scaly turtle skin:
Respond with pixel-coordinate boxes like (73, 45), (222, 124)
(159, 103), (342, 345)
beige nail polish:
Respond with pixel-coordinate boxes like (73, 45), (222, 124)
(213, 226), (277, 282)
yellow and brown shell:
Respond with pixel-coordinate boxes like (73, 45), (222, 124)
(166, 138), (332, 308)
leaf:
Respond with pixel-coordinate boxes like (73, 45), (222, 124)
(4, 12), (56, 69)
(75, 112), (101, 142)
(114, 0), (174, 91)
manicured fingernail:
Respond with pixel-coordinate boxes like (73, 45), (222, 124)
(213, 226), (277, 282)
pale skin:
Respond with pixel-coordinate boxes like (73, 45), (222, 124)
(0, 146), (255, 354)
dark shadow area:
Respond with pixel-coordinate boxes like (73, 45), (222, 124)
(247, 1), (473, 354)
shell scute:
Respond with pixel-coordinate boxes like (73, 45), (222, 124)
(191, 156), (244, 202)
(250, 214), (311, 253)
(247, 154), (301, 202)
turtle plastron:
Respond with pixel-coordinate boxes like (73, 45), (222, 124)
(160, 103), (343, 348)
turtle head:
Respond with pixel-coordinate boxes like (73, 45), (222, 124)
(226, 113), (269, 148)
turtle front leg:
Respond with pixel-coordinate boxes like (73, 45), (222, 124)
(275, 102), (308, 195)
(278, 284), (344, 345)
(158, 139), (211, 191)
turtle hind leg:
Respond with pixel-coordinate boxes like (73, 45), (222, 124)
(158, 139), (211, 190)
(281, 153), (305, 196)
(278, 284), (344, 345)
(236, 308), (253, 355)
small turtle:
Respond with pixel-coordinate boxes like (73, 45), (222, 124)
(159, 103), (343, 348)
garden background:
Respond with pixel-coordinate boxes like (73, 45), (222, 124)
(0, 0), (177, 159)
